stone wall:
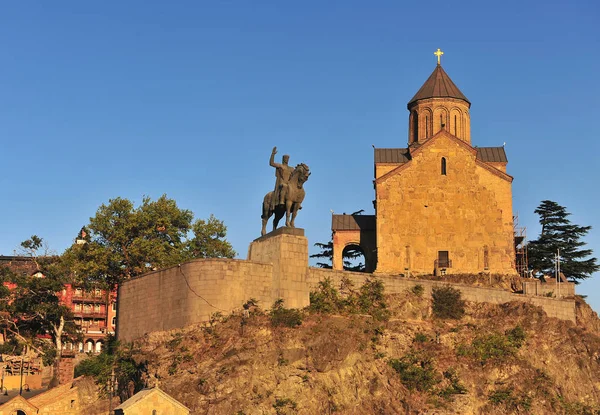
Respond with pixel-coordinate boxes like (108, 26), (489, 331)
(307, 268), (576, 322)
(117, 259), (274, 342)
(117, 231), (576, 343)
(118, 229), (311, 342)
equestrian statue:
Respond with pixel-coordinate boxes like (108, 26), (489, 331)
(261, 147), (310, 236)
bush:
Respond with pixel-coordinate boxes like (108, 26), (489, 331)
(389, 352), (440, 392)
(488, 388), (532, 412)
(411, 284), (424, 297)
(309, 278), (341, 313)
(413, 332), (429, 343)
(458, 326), (525, 365)
(270, 299), (303, 328)
(432, 286), (465, 319)
(357, 278), (390, 321)
(438, 368), (468, 399)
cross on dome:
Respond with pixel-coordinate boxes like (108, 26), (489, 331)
(434, 48), (444, 65)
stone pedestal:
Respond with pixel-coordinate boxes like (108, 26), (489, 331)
(248, 227), (310, 309)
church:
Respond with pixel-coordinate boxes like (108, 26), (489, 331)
(332, 50), (517, 276)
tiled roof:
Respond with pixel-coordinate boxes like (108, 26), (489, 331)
(408, 65), (470, 106)
(332, 214), (376, 231)
(115, 387), (190, 412)
(374, 148), (410, 164)
(476, 147), (507, 163)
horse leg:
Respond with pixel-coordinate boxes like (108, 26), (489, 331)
(289, 203), (299, 228)
(273, 207), (283, 231)
(285, 200), (293, 227)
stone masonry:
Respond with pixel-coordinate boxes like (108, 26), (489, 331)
(117, 228), (576, 342)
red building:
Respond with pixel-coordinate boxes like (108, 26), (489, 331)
(0, 255), (116, 354)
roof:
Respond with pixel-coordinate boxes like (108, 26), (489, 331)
(115, 387), (190, 412)
(332, 214), (376, 231)
(476, 147), (507, 163)
(374, 148), (410, 164)
(408, 64), (470, 106)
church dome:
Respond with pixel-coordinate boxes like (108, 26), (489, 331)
(408, 64), (470, 107)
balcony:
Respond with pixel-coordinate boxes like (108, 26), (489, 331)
(434, 259), (452, 269)
(73, 310), (106, 319)
(71, 292), (107, 303)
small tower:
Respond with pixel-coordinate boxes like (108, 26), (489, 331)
(407, 49), (471, 146)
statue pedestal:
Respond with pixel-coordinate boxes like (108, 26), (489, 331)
(248, 228), (309, 309)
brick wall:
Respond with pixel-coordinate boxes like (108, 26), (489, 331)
(307, 268), (576, 322)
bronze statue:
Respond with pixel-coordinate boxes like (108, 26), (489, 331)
(269, 147), (294, 211)
(262, 147), (310, 236)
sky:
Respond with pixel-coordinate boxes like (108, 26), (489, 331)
(1, 1), (599, 311)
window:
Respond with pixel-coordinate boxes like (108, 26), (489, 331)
(483, 246), (490, 270)
(153, 411), (157, 415)
(425, 115), (429, 138)
(94, 304), (100, 312)
(95, 289), (101, 297)
(454, 115), (457, 136)
(112, 302), (117, 311)
(112, 317), (116, 326)
(438, 251), (450, 268)
(412, 111), (419, 143)
(441, 158), (447, 175)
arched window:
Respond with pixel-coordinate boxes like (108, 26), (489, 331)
(483, 245), (490, 270)
(454, 115), (457, 136)
(153, 410), (157, 415)
(425, 115), (429, 138)
(17, 410), (27, 415)
(441, 157), (447, 175)
(412, 111), (419, 143)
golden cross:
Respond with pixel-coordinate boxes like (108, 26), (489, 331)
(434, 48), (444, 65)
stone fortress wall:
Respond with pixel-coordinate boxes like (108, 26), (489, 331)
(117, 230), (576, 342)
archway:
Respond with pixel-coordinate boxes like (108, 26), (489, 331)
(342, 244), (366, 272)
(85, 339), (94, 353)
(95, 340), (103, 353)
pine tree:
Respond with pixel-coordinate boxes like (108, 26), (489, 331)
(310, 241), (365, 272)
(528, 200), (598, 281)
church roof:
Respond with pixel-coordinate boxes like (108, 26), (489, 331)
(332, 214), (376, 231)
(374, 148), (411, 164)
(408, 65), (470, 106)
(476, 147), (507, 163)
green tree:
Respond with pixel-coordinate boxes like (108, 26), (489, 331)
(62, 195), (236, 288)
(1, 236), (79, 362)
(310, 241), (366, 272)
(528, 200), (598, 281)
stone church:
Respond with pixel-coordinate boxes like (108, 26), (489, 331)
(332, 51), (516, 276)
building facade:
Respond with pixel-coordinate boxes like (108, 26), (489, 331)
(332, 55), (516, 276)
(0, 256), (116, 354)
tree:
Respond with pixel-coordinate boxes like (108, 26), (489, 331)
(310, 241), (366, 272)
(528, 200), (599, 281)
(0, 236), (79, 363)
(63, 195), (236, 288)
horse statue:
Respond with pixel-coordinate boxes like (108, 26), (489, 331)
(261, 163), (310, 236)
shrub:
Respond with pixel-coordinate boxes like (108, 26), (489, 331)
(438, 368), (467, 399)
(458, 326), (525, 365)
(357, 278), (390, 321)
(270, 299), (303, 328)
(273, 397), (297, 414)
(506, 325), (526, 348)
(413, 332), (429, 343)
(432, 286), (465, 319)
(411, 284), (424, 297)
(389, 352), (440, 392)
(309, 277), (341, 313)
(488, 388), (532, 412)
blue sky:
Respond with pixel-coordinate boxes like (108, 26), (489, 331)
(1, 1), (599, 311)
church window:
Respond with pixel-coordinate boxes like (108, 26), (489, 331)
(425, 115), (429, 138)
(454, 115), (457, 136)
(412, 111), (419, 142)
(483, 246), (489, 270)
(441, 157), (447, 175)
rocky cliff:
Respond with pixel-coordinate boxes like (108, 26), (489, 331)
(125, 283), (600, 414)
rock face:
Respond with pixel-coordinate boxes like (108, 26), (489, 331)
(124, 289), (600, 414)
